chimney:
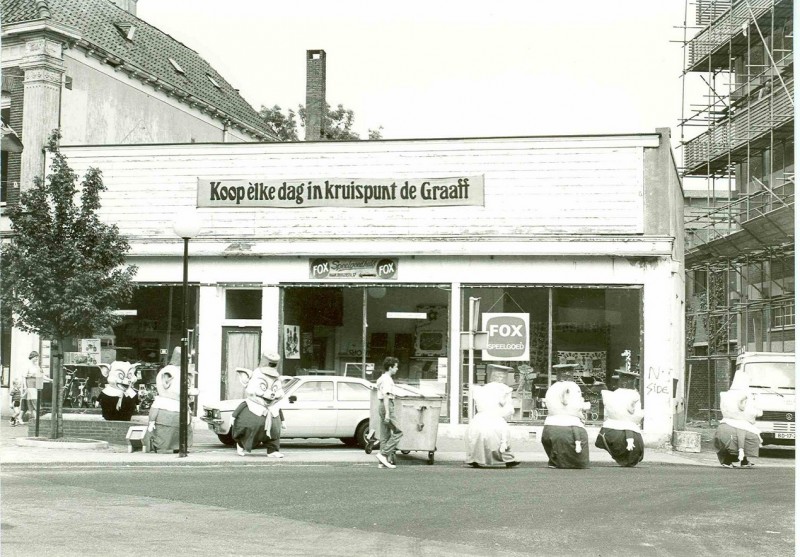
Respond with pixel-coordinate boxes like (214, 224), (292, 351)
(305, 50), (326, 141)
(108, 0), (138, 16)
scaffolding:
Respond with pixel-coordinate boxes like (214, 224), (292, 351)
(678, 0), (794, 419)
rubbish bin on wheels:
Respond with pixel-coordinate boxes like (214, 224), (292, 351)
(364, 384), (442, 464)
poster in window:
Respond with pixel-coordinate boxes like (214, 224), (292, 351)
(284, 325), (300, 360)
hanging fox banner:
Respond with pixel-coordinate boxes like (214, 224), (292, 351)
(481, 313), (530, 362)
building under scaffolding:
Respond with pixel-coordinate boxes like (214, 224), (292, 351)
(679, 0), (794, 419)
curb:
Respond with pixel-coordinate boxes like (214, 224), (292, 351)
(15, 437), (110, 450)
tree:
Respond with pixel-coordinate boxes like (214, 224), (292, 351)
(259, 105), (300, 142)
(259, 103), (383, 141)
(0, 130), (138, 438)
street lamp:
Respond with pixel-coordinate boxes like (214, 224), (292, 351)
(173, 212), (201, 457)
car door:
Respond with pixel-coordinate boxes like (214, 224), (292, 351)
(281, 379), (337, 437)
(334, 379), (372, 437)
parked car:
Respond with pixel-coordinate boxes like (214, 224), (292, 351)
(201, 375), (374, 448)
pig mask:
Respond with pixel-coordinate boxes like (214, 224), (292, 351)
(237, 367), (282, 409)
(99, 361), (140, 396)
(545, 381), (591, 418)
(601, 389), (644, 428)
(720, 390), (762, 424)
(155, 365), (180, 400)
(154, 364), (199, 401)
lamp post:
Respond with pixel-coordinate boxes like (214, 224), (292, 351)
(173, 213), (201, 457)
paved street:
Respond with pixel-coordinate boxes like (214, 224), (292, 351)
(1, 419), (796, 557)
(1, 460), (794, 557)
(1, 418), (795, 556)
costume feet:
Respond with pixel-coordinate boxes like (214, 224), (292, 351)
(267, 451), (285, 459)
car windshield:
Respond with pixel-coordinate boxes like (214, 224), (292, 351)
(281, 377), (300, 391)
(740, 362), (795, 389)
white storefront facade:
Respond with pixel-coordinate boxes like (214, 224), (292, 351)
(47, 130), (684, 446)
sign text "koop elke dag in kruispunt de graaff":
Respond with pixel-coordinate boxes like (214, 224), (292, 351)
(196, 176), (485, 208)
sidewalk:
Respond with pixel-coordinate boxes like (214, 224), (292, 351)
(5, 418), (790, 468)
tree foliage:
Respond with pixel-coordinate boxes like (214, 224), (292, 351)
(0, 130), (138, 342)
(259, 105), (300, 142)
(259, 103), (383, 141)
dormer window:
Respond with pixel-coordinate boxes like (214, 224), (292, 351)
(206, 73), (221, 88)
(113, 22), (136, 41)
(169, 58), (185, 75)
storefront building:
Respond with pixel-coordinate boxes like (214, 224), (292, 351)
(51, 130), (684, 446)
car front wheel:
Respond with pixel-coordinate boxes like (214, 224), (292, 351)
(355, 420), (371, 449)
(217, 431), (235, 446)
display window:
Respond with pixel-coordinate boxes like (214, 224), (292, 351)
(460, 285), (643, 425)
(109, 284), (200, 409)
(280, 284), (451, 419)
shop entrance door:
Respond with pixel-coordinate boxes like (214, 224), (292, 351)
(221, 327), (261, 400)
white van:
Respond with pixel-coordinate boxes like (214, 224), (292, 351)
(731, 352), (795, 446)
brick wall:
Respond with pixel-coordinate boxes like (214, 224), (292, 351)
(304, 49), (326, 141)
(28, 413), (148, 445)
(686, 360), (711, 419)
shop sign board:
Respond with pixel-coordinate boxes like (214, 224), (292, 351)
(310, 257), (398, 280)
(196, 176), (484, 208)
(481, 313), (530, 361)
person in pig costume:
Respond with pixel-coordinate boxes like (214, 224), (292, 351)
(541, 368), (591, 469)
(465, 365), (521, 468)
(144, 347), (197, 453)
(98, 360), (140, 421)
(594, 388), (645, 467)
(714, 389), (762, 468)
(231, 352), (285, 458)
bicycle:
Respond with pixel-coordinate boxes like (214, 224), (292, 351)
(63, 367), (91, 408)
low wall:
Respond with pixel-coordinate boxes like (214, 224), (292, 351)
(28, 413), (148, 445)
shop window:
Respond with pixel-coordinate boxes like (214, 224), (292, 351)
(225, 289), (262, 320)
(0, 303), (10, 386)
(280, 284), (450, 418)
(461, 286), (642, 425)
(111, 284), (199, 366)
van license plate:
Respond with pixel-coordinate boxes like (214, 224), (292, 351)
(775, 433), (795, 439)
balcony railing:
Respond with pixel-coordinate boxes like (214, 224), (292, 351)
(683, 78), (793, 174)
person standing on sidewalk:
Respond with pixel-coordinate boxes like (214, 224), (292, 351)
(375, 356), (403, 469)
(9, 379), (23, 426)
(23, 351), (49, 422)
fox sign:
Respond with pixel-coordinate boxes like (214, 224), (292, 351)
(481, 313), (530, 361)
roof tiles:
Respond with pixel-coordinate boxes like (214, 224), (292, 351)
(2, 0), (276, 140)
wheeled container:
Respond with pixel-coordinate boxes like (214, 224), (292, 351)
(364, 383), (442, 464)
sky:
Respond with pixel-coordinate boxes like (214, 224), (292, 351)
(137, 0), (694, 150)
